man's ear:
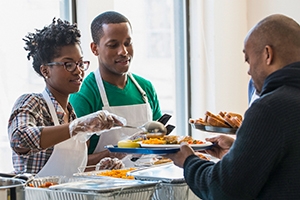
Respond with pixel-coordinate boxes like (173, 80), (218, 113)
(91, 42), (99, 56)
(40, 65), (49, 79)
(265, 45), (273, 65)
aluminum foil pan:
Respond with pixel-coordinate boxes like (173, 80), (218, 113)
(128, 163), (201, 200)
(49, 179), (158, 200)
(152, 182), (201, 200)
(25, 176), (158, 200)
(128, 163), (185, 183)
(25, 176), (85, 200)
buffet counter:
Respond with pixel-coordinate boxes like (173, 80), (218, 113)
(20, 163), (201, 200)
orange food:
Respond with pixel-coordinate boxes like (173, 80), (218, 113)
(141, 136), (205, 145)
(196, 153), (210, 160)
(153, 158), (172, 165)
(39, 182), (57, 188)
(97, 168), (136, 179)
(28, 181), (58, 188)
(187, 140), (205, 144)
(142, 138), (166, 144)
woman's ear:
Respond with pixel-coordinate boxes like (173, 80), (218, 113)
(40, 65), (49, 79)
(90, 42), (99, 56)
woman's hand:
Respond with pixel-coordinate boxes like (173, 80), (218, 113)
(68, 110), (125, 138)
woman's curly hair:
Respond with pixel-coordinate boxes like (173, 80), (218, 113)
(23, 18), (81, 77)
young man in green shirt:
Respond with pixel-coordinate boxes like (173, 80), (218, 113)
(69, 11), (162, 167)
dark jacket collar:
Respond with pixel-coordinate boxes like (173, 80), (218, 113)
(260, 62), (300, 96)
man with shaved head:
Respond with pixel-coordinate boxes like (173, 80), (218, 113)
(167, 14), (300, 199)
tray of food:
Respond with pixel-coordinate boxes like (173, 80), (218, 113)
(106, 135), (213, 155)
(189, 111), (242, 134)
(25, 175), (158, 200)
(190, 123), (238, 134)
(105, 145), (180, 155)
(74, 167), (137, 180)
(25, 176), (76, 200)
(140, 142), (212, 149)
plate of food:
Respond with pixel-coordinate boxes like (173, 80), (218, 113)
(105, 145), (180, 155)
(139, 136), (213, 150)
(140, 142), (213, 150)
(189, 110), (242, 134)
(191, 123), (238, 134)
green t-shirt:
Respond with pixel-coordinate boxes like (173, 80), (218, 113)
(69, 72), (162, 154)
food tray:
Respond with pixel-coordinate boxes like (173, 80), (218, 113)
(190, 123), (237, 134)
(73, 168), (137, 180)
(152, 182), (200, 200)
(25, 176), (84, 200)
(49, 179), (158, 200)
(25, 176), (158, 200)
(105, 145), (180, 155)
(128, 164), (200, 200)
(140, 142), (213, 150)
(106, 142), (213, 155)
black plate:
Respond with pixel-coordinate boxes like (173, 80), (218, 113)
(190, 123), (237, 134)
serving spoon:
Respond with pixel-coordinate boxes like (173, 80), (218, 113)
(123, 121), (167, 135)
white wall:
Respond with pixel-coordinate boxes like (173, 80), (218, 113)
(190, 0), (249, 139)
(190, 0), (300, 138)
(247, 0), (300, 28)
(76, 0), (115, 73)
(76, 0), (300, 139)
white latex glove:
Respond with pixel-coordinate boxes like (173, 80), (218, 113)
(69, 110), (126, 142)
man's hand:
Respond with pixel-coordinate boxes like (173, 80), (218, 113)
(205, 135), (235, 159)
(166, 144), (195, 168)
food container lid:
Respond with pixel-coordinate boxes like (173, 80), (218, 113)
(0, 177), (25, 189)
(128, 163), (186, 183)
(49, 178), (158, 193)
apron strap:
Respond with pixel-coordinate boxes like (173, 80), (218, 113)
(94, 69), (149, 105)
(94, 69), (110, 107)
(42, 90), (59, 126)
(127, 72), (149, 103)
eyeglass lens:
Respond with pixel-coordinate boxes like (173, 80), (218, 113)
(65, 61), (89, 72)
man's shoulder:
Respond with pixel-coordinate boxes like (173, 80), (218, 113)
(82, 71), (96, 84)
(72, 72), (97, 95)
(69, 72), (98, 106)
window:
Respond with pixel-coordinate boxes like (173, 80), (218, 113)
(0, 0), (70, 172)
(0, 0), (189, 172)
(77, 0), (189, 137)
(114, 0), (190, 136)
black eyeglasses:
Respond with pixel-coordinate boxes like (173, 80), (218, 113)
(45, 61), (90, 72)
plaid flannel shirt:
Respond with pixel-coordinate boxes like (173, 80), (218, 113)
(8, 88), (76, 174)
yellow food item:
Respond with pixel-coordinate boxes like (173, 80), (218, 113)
(97, 168), (136, 179)
(118, 140), (140, 148)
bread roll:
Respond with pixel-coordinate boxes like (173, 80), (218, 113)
(227, 112), (242, 121)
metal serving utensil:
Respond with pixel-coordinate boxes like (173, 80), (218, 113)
(123, 121), (167, 135)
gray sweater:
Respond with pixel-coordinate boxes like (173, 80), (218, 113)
(184, 62), (300, 200)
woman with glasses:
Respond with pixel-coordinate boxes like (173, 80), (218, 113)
(8, 18), (123, 177)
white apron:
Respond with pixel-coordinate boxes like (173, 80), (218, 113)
(93, 68), (152, 153)
(37, 90), (87, 177)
